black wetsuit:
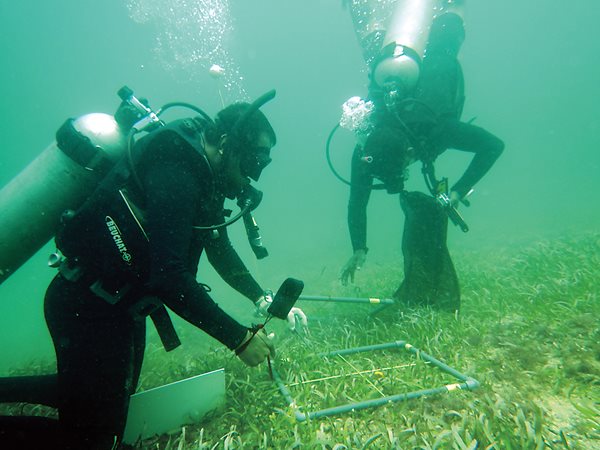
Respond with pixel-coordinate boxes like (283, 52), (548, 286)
(1, 120), (262, 448)
(348, 47), (504, 311)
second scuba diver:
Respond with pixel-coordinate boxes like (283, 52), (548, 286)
(340, 1), (504, 312)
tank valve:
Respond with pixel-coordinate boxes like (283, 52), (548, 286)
(48, 252), (63, 268)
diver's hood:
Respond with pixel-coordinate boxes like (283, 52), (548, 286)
(230, 89), (276, 182)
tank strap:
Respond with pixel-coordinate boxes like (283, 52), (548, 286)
(127, 296), (181, 351)
(56, 118), (114, 175)
(149, 306), (182, 352)
(370, 42), (422, 75)
(89, 279), (132, 305)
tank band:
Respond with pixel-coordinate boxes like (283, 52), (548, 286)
(56, 118), (113, 175)
(371, 42), (422, 74)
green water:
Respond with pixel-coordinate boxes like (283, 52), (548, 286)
(0, 1), (599, 447)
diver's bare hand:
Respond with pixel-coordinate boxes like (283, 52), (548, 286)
(340, 249), (367, 285)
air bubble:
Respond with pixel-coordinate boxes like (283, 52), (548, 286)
(126, 0), (247, 100)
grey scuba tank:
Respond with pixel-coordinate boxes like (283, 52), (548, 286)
(0, 113), (127, 285)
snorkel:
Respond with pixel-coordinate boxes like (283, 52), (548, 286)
(231, 89), (277, 259)
(200, 89), (277, 259)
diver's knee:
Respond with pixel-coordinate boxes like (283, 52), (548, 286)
(489, 136), (505, 159)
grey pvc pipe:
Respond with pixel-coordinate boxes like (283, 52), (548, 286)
(319, 341), (403, 357)
(323, 340), (477, 384)
(271, 340), (479, 422)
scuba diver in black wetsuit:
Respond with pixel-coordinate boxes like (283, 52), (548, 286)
(0, 92), (305, 449)
(340, 1), (504, 312)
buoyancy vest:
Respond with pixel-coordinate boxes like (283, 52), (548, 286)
(54, 118), (215, 352)
(55, 117), (212, 283)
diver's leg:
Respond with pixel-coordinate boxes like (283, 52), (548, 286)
(0, 374), (58, 406)
(44, 275), (142, 449)
(131, 317), (147, 395)
(0, 415), (62, 449)
(437, 120), (503, 155)
(432, 119), (504, 195)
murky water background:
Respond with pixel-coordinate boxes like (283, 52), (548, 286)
(0, 0), (598, 373)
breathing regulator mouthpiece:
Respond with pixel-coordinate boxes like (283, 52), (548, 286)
(237, 184), (263, 211)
